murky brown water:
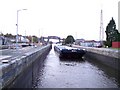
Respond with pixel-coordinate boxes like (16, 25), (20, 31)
(35, 45), (120, 88)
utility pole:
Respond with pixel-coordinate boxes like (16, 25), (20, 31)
(25, 30), (26, 43)
(39, 29), (40, 43)
(99, 9), (104, 46)
(75, 32), (77, 40)
(118, 1), (120, 33)
(16, 9), (27, 49)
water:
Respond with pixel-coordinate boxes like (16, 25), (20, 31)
(35, 45), (120, 88)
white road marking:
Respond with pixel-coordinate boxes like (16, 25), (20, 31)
(0, 56), (11, 60)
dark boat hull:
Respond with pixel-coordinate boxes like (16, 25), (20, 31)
(60, 50), (85, 58)
(54, 45), (85, 59)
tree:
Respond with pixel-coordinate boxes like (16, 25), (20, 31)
(27, 35), (38, 43)
(0, 32), (4, 36)
(27, 36), (32, 43)
(32, 36), (38, 43)
(65, 35), (75, 44)
(62, 38), (66, 45)
(105, 17), (120, 47)
(4, 33), (16, 39)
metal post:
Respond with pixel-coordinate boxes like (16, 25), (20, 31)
(32, 36), (34, 48)
(25, 30), (26, 43)
(16, 10), (19, 49)
(16, 9), (27, 49)
(100, 9), (104, 47)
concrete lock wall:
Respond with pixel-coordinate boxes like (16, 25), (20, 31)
(0, 44), (52, 89)
(73, 45), (120, 71)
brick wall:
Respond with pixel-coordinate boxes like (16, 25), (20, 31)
(112, 42), (120, 48)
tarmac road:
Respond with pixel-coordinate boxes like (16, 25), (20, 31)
(0, 46), (41, 64)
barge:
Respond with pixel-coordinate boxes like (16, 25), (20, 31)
(54, 45), (86, 58)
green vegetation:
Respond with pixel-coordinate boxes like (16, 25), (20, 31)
(1, 33), (16, 39)
(110, 48), (120, 50)
(64, 35), (75, 45)
(26, 35), (38, 43)
(32, 36), (38, 43)
(105, 17), (120, 47)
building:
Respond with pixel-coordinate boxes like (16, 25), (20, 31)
(75, 39), (102, 47)
(19, 36), (29, 43)
(75, 39), (85, 45)
(0, 36), (4, 45)
(80, 40), (102, 47)
(112, 42), (120, 48)
(0, 36), (12, 45)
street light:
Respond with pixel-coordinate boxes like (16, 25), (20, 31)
(16, 9), (27, 49)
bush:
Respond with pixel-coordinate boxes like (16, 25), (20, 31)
(104, 41), (112, 47)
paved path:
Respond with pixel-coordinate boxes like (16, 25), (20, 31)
(72, 45), (120, 51)
(0, 46), (42, 64)
(72, 45), (120, 59)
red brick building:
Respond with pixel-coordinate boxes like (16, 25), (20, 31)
(112, 42), (120, 48)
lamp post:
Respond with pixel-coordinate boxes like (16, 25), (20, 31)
(16, 9), (27, 49)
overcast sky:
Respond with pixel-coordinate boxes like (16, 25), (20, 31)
(0, 0), (119, 40)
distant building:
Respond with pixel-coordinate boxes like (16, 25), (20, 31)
(75, 39), (102, 47)
(80, 40), (95, 47)
(0, 36), (12, 45)
(10, 38), (16, 43)
(0, 35), (30, 45)
(0, 36), (4, 45)
(75, 39), (85, 45)
(19, 36), (29, 43)
(112, 42), (120, 48)
(80, 40), (102, 47)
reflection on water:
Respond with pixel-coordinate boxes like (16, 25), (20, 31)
(35, 46), (120, 88)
